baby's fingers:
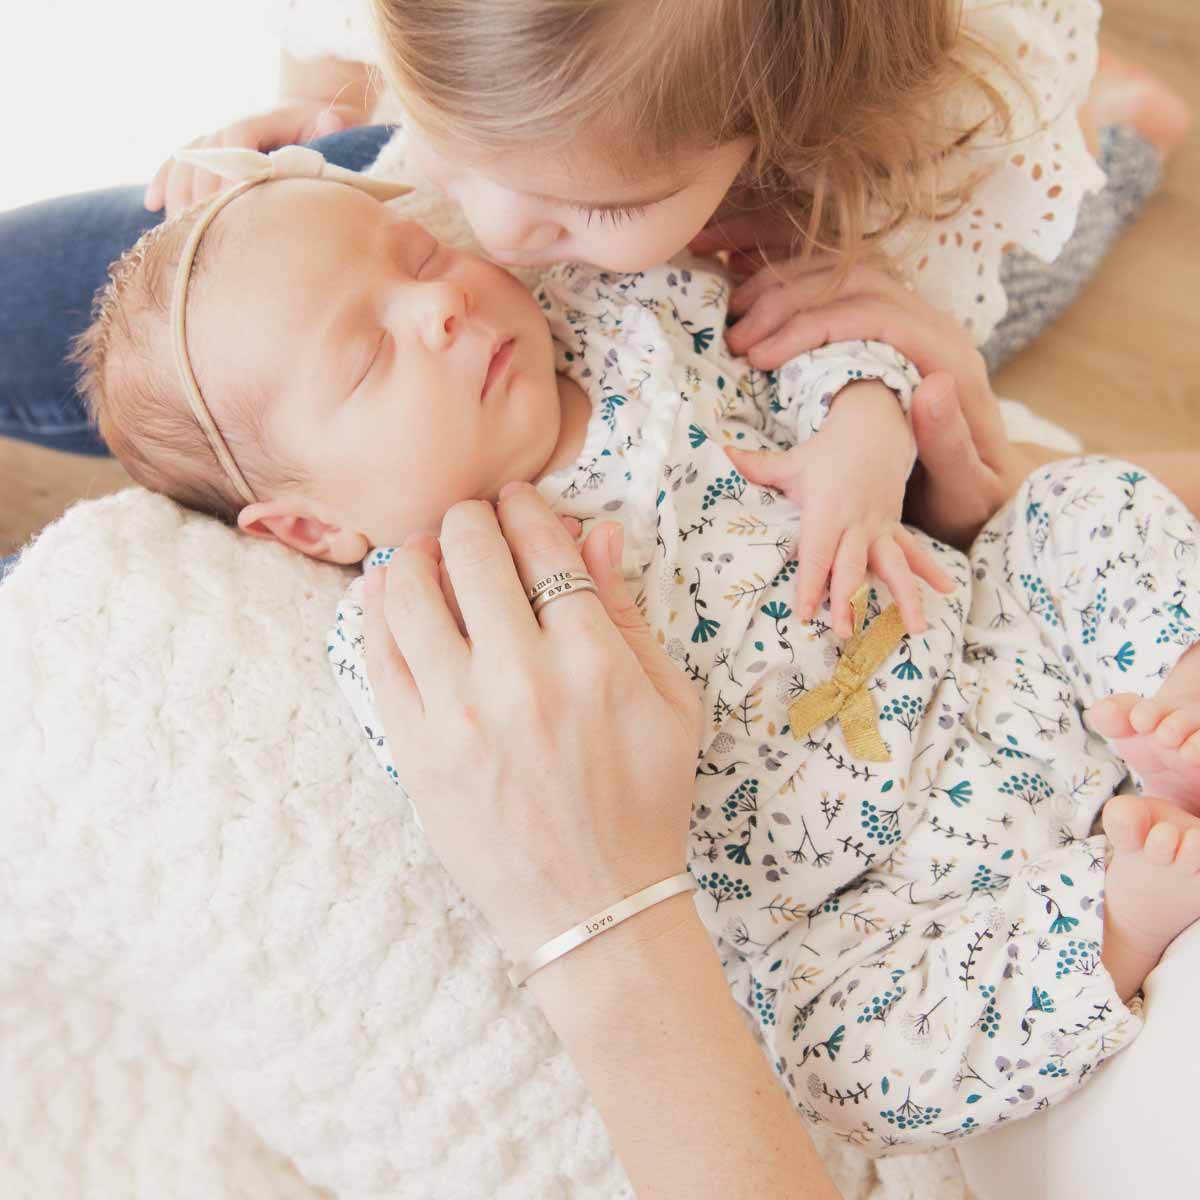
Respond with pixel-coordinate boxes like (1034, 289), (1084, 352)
(894, 527), (955, 595)
(828, 528), (867, 640)
(795, 521), (841, 626)
(869, 535), (926, 635)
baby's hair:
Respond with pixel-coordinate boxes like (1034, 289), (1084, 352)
(72, 212), (304, 525)
(375, 0), (1018, 266)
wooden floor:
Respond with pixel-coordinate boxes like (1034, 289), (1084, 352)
(2, 0), (1198, 557)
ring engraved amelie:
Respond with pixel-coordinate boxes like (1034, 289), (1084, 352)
(528, 571), (598, 614)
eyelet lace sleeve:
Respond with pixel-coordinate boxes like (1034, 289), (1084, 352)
(881, 0), (1105, 345)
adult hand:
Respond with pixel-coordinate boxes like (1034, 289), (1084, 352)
(362, 483), (702, 962)
(906, 372), (1058, 549)
(144, 98), (364, 219)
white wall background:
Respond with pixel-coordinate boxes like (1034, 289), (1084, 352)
(0, 1), (285, 211)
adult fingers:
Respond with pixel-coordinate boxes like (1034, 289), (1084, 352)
(729, 258), (900, 321)
(144, 156), (173, 212)
(362, 560), (423, 726)
(493, 482), (608, 635)
(910, 372), (992, 490)
(377, 534), (471, 702)
(745, 298), (957, 374)
(438, 497), (541, 648)
(870, 536), (926, 634)
(579, 523), (701, 731)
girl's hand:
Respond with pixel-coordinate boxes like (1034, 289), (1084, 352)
(143, 98), (364, 218)
(727, 382), (953, 639)
(362, 483), (703, 963)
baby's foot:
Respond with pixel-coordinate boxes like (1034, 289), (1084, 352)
(1084, 48), (1192, 160)
(1089, 693), (1200, 817)
(1101, 795), (1200, 999)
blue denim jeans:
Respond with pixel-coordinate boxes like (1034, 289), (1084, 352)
(0, 125), (394, 580)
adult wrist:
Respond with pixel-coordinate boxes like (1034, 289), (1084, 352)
(525, 890), (706, 1032)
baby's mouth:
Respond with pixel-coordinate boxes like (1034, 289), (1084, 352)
(482, 337), (515, 400)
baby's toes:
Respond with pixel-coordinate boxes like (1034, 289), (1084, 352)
(1153, 705), (1200, 750)
(1088, 692), (1141, 739)
(1144, 817), (1183, 866)
(1103, 793), (1155, 852)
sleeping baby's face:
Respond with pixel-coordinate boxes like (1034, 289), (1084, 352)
(188, 179), (580, 559)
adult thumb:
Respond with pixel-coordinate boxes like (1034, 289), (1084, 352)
(911, 371), (985, 477)
(580, 524), (697, 714)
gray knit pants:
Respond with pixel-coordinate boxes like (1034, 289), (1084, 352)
(981, 126), (1163, 371)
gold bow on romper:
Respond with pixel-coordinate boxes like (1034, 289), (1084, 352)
(788, 585), (906, 763)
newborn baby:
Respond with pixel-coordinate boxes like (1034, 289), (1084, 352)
(78, 150), (1200, 1153)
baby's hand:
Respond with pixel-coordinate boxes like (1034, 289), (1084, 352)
(726, 382), (954, 638)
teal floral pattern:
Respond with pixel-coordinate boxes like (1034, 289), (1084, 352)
(330, 256), (1200, 1153)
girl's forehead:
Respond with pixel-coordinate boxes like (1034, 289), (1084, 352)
(411, 122), (705, 204)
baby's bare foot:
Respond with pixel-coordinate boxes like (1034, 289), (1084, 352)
(1101, 795), (1200, 1000)
(1089, 693), (1200, 817)
(1084, 48), (1192, 160)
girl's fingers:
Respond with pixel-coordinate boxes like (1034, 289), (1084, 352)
(870, 536), (926, 634)
(829, 527), (868, 639)
(438, 498), (541, 649)
(362, 561), (423, 725)
(144, 158), (172, 212)
(164, 162), (197, 221)
(375, 535), (471, 702)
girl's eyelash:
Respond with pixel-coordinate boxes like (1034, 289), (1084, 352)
(568, 202), (650, 228)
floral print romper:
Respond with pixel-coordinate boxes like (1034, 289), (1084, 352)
(330, 257), (1200, 1152)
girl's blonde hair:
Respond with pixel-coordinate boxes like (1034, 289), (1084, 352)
(374, 0), (1016, 265)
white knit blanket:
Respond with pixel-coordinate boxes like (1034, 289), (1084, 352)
(0, 487), (975, 1200)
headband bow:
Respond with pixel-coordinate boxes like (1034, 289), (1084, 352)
(169, 145), (414, 506)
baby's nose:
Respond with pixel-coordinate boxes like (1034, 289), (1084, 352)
(419, 282), (470, 350)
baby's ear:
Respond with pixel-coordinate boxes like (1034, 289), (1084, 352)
(238, 499), (368, 565)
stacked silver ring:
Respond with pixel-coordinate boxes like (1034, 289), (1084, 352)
(528, 570), (598, 614)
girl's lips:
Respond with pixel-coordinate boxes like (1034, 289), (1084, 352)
(482, 337), (515, 400)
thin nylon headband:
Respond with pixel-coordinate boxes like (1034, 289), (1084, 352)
(167, 145), (414, 506)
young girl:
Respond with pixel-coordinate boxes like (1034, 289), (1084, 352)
(360, 0), (1193, 627)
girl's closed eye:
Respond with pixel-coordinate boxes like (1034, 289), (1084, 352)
(568, 201), (650, 228)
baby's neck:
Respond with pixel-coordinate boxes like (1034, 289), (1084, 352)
(535, 372), (592, 481)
